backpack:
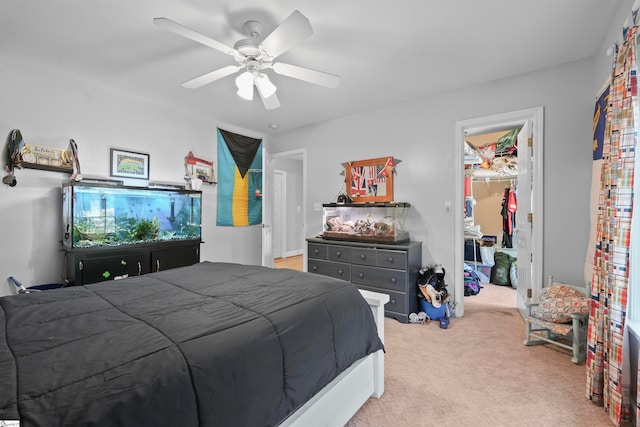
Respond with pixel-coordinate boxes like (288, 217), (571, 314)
(464, 269), (481, 296)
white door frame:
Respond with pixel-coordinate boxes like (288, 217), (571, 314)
(273, 170), (286, 259)
(268, 148), (307, 270)
(454, 107), (544, 317)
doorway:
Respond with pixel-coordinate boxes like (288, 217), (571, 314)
(270, 149), (307, 271)
(454, 107), (544, 317)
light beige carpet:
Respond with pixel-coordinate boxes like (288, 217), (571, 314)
(346, 283), (614, 427)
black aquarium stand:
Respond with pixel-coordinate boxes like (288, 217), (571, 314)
(64, 240), (200, 286)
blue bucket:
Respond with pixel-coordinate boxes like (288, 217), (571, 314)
(420, 299), (447, 320)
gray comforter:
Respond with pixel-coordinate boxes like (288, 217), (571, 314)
(0, 261), (383, 426)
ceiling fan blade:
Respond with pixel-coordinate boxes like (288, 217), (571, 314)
(259, 91), (281, 110)
(272, 62), (340, 89)
(181, 65), (242, 89)
(154, 17), (237, 56)
(260, 10), (313, 58)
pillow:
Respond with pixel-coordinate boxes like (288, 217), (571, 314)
(538, 284), (582, 300)
(530, 296), (591, 324)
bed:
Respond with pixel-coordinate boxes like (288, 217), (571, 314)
(0, 261), (387, 426)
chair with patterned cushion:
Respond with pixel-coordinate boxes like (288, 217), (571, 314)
(523, 284), (590, 364)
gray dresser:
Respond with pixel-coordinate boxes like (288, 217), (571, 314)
(306, 237), (422, 323)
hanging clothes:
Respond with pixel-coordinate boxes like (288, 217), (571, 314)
(500, 186), (517, 248)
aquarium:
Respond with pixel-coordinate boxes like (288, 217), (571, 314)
(62, 182), (202, 250)
(322, 202), (410, 243)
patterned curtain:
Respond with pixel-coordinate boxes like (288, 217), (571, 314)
(586, 26), (638, 426)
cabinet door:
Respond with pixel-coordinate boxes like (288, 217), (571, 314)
(79, 253), (149, 285)
(151, 245), (199, 272)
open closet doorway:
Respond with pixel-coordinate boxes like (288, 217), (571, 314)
(454, 107), (544, 317)
(271, 149), (307, 272)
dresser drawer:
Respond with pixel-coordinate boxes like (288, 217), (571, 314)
(357, 286), (407, 317)
(328, 245), (351, 262)
(376, 249), (407, 269)
(308, 259), (351, 281)
(351, 248), (377, 266)
(351, 265), (407, 292)
(308, 243), (328, 259)
(385, 289), (409, 319)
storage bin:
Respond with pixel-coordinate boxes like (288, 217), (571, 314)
(420, 298), (447, 320)
(464, 239), (481, 262)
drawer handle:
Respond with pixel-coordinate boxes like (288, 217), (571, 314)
(312, 266), (317, 271)
(390, 277), (397, 284)
(338, 269), (343, 275)
(156, 259), (160, 272)
(388, 257), (394, 263)
(390, 299), (396, 305)
(360, 254), (366, 260)
(358, 272), (364, 279)
(137, 261), (142, 275)
(314, 249), (319, 255)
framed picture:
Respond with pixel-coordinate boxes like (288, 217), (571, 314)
(345, 156), (395, 203)
(110, 148), (150, 180)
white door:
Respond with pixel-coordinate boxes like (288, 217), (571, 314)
(262, 147), (273, 267)
(516, 120), (533, 312)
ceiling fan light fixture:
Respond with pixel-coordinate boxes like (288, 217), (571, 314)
(255, 73), (277, 98)
(235, 71), (254, 100)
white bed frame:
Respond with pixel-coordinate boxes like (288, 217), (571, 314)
(280, 290), (389, 427)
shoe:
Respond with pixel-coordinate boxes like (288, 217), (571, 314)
(418, 284), (431, 301)
(409, 312), (427, 324)
(426, 284), (442, 308)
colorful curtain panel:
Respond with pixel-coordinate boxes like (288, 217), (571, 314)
(586, 26), (638, 426)
(216, 128), (263, 226)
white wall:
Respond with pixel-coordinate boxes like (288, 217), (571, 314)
(270, 58), (596, 287)
(0, 58), (263, 296)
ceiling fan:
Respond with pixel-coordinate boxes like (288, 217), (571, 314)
(153, 10), (340, 110)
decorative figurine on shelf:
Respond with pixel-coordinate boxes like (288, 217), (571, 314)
(336, 192), (352, 204)
(184, 151), (215, 184)
(3, 129), (24, 187)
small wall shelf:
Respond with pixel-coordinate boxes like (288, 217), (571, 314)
(22, 162), (73, 174)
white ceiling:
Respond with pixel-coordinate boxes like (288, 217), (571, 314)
(1, 0), (619, 135)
